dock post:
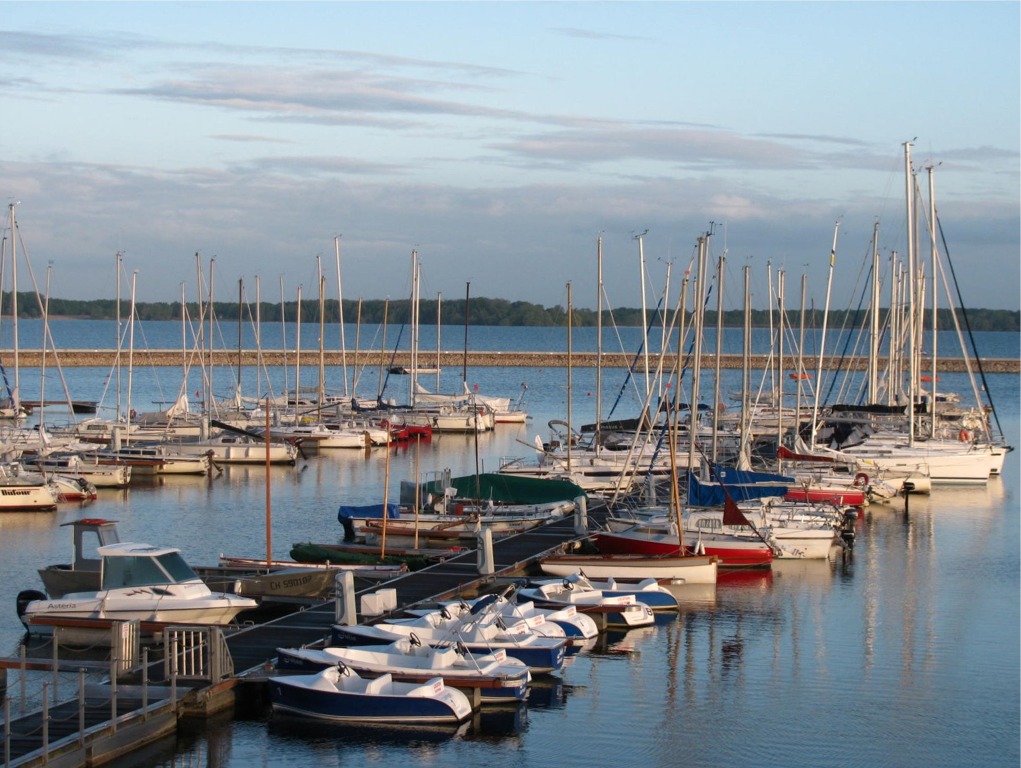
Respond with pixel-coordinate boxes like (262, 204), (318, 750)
(573, 495), (588, 536)
(334, 571), (357, 625)
(477, 526), (495, 575)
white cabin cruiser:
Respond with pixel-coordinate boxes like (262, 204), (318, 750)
(18, 541), (258, 632)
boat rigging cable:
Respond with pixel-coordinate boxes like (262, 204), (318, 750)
(937, 216), (1006, 441)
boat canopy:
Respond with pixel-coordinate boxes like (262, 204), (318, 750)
(98, 543), (199, 589)
(686, 465), (794, 507)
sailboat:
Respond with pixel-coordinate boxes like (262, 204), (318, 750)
(799, 143), (1008, 486)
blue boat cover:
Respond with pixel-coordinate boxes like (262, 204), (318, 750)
(337, 502), (401, 522)
(686, 465), (794, 507)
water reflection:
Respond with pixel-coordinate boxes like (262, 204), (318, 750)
(266, 714), (471, 745)
(525, 674), (566, 709)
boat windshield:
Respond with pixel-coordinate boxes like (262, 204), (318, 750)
(101, 551), (199, 589)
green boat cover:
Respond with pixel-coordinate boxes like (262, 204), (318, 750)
(415, 473), (586, 505)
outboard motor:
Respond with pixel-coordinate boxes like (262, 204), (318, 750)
(16, 589), (46, 628)
(337, 513), (357, 543)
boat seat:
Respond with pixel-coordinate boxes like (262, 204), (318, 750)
(430, 648), (458, 668)
(363, 673), (392, 695)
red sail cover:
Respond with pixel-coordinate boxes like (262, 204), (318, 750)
(776, 445), (835, 463)
(722, 495), (750, 527)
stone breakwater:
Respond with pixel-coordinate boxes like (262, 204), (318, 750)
(11, 350), (1020, 373)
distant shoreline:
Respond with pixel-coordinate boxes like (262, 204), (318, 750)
(9, 349), (1019, 373)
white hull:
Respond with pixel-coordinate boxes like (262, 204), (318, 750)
(25, 599), (253, 626)
(766, 528), (840, 559)
(170, 440), (297, 464)
(539, 554), (718, 584)
(0, 483), (59, 511)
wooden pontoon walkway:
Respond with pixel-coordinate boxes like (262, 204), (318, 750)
(3, 506), (602, 767)
(226, 505), (604, 676)
(2, 684), (177, 767)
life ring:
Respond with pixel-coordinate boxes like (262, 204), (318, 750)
(958, 429), (971, 443)
(853, 472), (869, 488)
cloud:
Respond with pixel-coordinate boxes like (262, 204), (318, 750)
(4, 153), (1017, 311)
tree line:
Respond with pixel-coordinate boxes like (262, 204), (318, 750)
(2, 292), (1018, 332)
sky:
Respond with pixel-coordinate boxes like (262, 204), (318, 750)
(1, 1), (1018, 313)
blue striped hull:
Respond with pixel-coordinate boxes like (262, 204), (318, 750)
(268, 678), (465, 724)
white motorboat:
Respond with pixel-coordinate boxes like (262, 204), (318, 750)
(530, 573), (680, 611)
(515, 579), (655, 628)
(0, 463), (60, 511)
(268, 665), (473, 724)
(426, 594), (600, 641)
(18, 541), (258, 632)
(275, 636), (531, 704)
(332, 597), (568, 673)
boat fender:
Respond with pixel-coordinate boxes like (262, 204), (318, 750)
(958, 429), (971, 443)
(853, 472), (869, 488)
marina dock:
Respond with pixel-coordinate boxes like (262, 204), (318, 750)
(2, 508), (601, 767)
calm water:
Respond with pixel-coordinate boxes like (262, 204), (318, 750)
(0, 324), (1017, 768)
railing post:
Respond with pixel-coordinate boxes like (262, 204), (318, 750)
(5, 696), (11, 766)
(109, 657), (117, 733)
(52, 629), (60, 701)
(170, 631), (178, 705)
(142, 647), (149, 720)
(78, 669), (86, 746)
(41, 682), (49, 762)
(18, 643), (26, 713)
(209, 627), (220, 681)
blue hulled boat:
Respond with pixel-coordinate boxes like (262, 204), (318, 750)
(268, 664), (473, 724)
